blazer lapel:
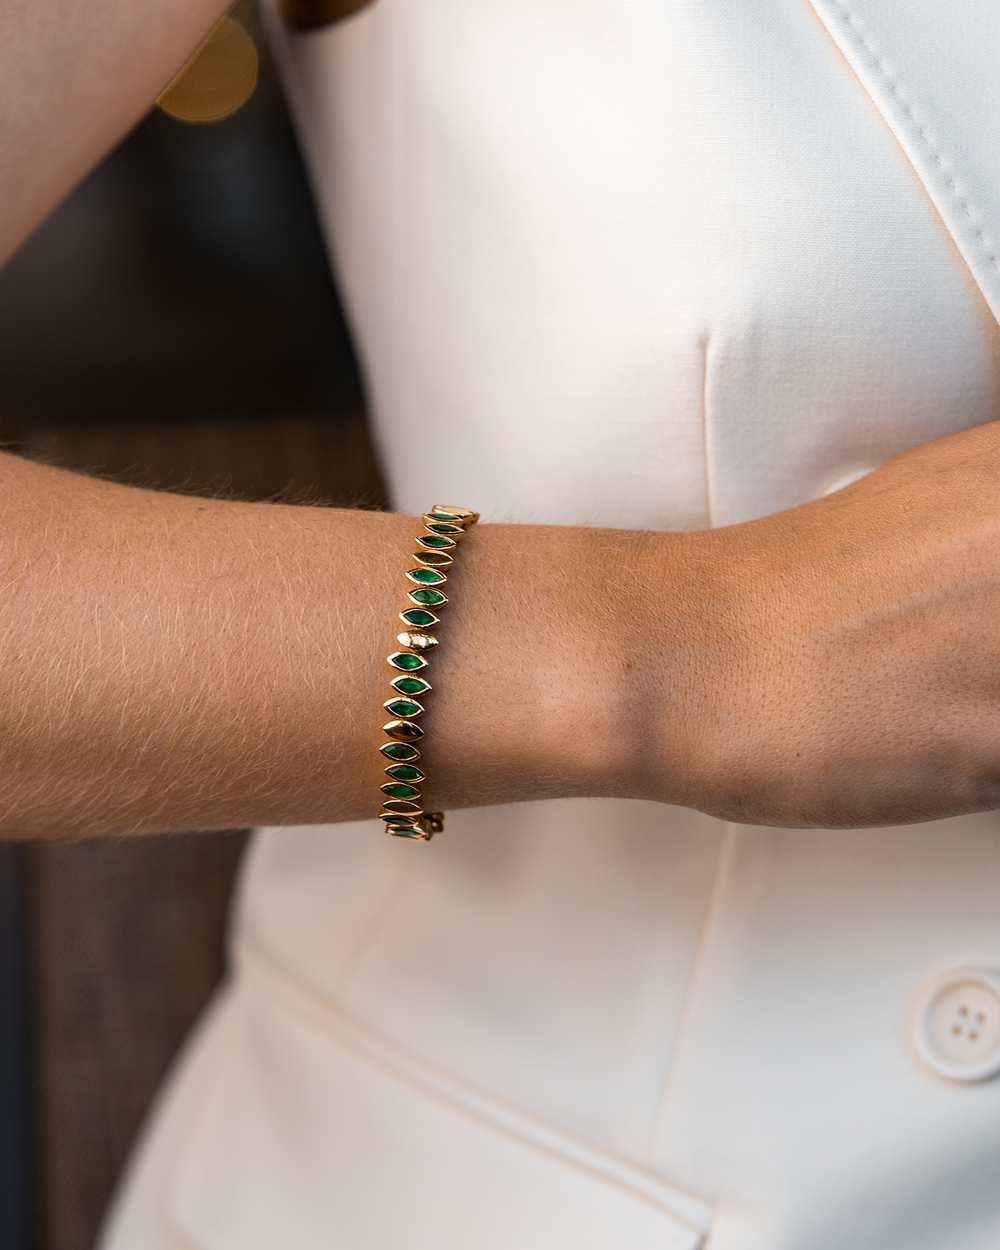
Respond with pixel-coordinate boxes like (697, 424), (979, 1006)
(805, 0), (1000, 324)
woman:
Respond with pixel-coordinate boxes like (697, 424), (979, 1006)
(3, 0), (1000, 1246)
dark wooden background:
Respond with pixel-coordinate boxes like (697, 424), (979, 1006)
(0, 7), (381, 1246)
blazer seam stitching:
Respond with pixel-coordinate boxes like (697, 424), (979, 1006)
(822, 0), (999, 275)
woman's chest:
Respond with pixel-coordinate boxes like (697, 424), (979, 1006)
(271, 0), (1000, 527)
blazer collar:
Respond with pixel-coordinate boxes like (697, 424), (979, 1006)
(806, 0), (1000, 324)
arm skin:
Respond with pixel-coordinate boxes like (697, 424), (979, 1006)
(4, 2), (1000, 837)
(0, 0), (231, 269)
(0, 452), (648, 836)
(4, 421), (1000, 838)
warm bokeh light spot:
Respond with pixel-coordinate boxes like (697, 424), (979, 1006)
(157, 17), (258, 124)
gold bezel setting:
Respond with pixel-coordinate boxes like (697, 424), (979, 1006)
(411, 551), (453, 569)
(380, 804), (422, 820)
(383, 697), (425, 718)
(397, 631), (439, 652)
(387, 650), (428, 672)
(376, 504), (479, 841)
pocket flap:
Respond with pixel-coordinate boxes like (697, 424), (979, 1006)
(170, 970), (711, 1250)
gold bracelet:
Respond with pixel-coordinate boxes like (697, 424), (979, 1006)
(378, 505), (479, 840)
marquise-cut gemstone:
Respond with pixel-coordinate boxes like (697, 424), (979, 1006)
(387, 824), (425, 839)
(425, 522), (463, 536)
(380, 741), (420, 762)
(400, 609), (438, 629)
(381, 798), (421, 814)
(433, 506), (477, 521)
(412, 551), (452, 568)
(407, 567), (446, 586)
(384, 698), (423, 718)
(408, 589), (447, 606)
(385, 764), (424, 783)
(383, 719), (424, 741)
(381, 782), (420, 800)
(416, 535), (455, 551)
(387, 651), (426, 672)
(390, 676), (430, 697)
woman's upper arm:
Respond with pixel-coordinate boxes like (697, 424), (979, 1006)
(0, 0), (230, 268)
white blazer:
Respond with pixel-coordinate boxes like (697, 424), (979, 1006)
(103, 2), (1000, 1248)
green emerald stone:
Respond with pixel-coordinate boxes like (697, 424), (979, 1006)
(400, 609), (438, 628)
(408, 567), (446, 585)
(382, 782), (420, 800)
(417, 535), (454, 550)
(385, 698), (422, 718)
(381, 813), (420, 828)
(388, 825), (424, 839)
(386, 764), (424, 782)
(426, 522), (462, 536)
(410, 589), (447, 606)
(380, 741), (420, 762)
(391, 676), (430, 696)
(388, 652), (425, 672)
(430, 511), (463, 521)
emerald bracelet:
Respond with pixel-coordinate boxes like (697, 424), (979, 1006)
(378, 505), (479, 840)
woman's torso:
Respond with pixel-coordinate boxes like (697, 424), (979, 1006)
(103, 2), (1000, 1247)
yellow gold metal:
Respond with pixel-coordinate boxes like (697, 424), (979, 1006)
(389, 674), (431, 697)
(383, 697), (424, 718)
(406, 587), (448, 608)
(380, 741), (421, 762)
(415, 534), (456, 553)
(399, 609), (440, 630)
(380, 810), (440, 840)
(397, 631), (439, 651)
(390, 823), (434, 841)
(411, 550), (453, 569)
(378, 505), (478, 844)
(423, 520), (465, 539)
(387, 650), (427, 672)
(383, 719), (424, 741)
(381, 782), (421, 800)
(432, 505), (479, 524)
(380, 799), (422, 816)
(385, 763), (426, 782)
(405, 567), (448, 586)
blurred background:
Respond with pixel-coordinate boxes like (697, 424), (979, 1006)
(0, 5), (382, 1246)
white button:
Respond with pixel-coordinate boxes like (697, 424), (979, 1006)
(913, 969), (1000, 1083)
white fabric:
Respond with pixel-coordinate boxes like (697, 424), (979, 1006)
(102, 1), (1000, 1247)
(806, 0), (1000, 324)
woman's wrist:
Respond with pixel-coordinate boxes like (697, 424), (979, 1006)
(414, 521), (700, 815)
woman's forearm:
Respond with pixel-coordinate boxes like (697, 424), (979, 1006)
(0, 452), (661, 836)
